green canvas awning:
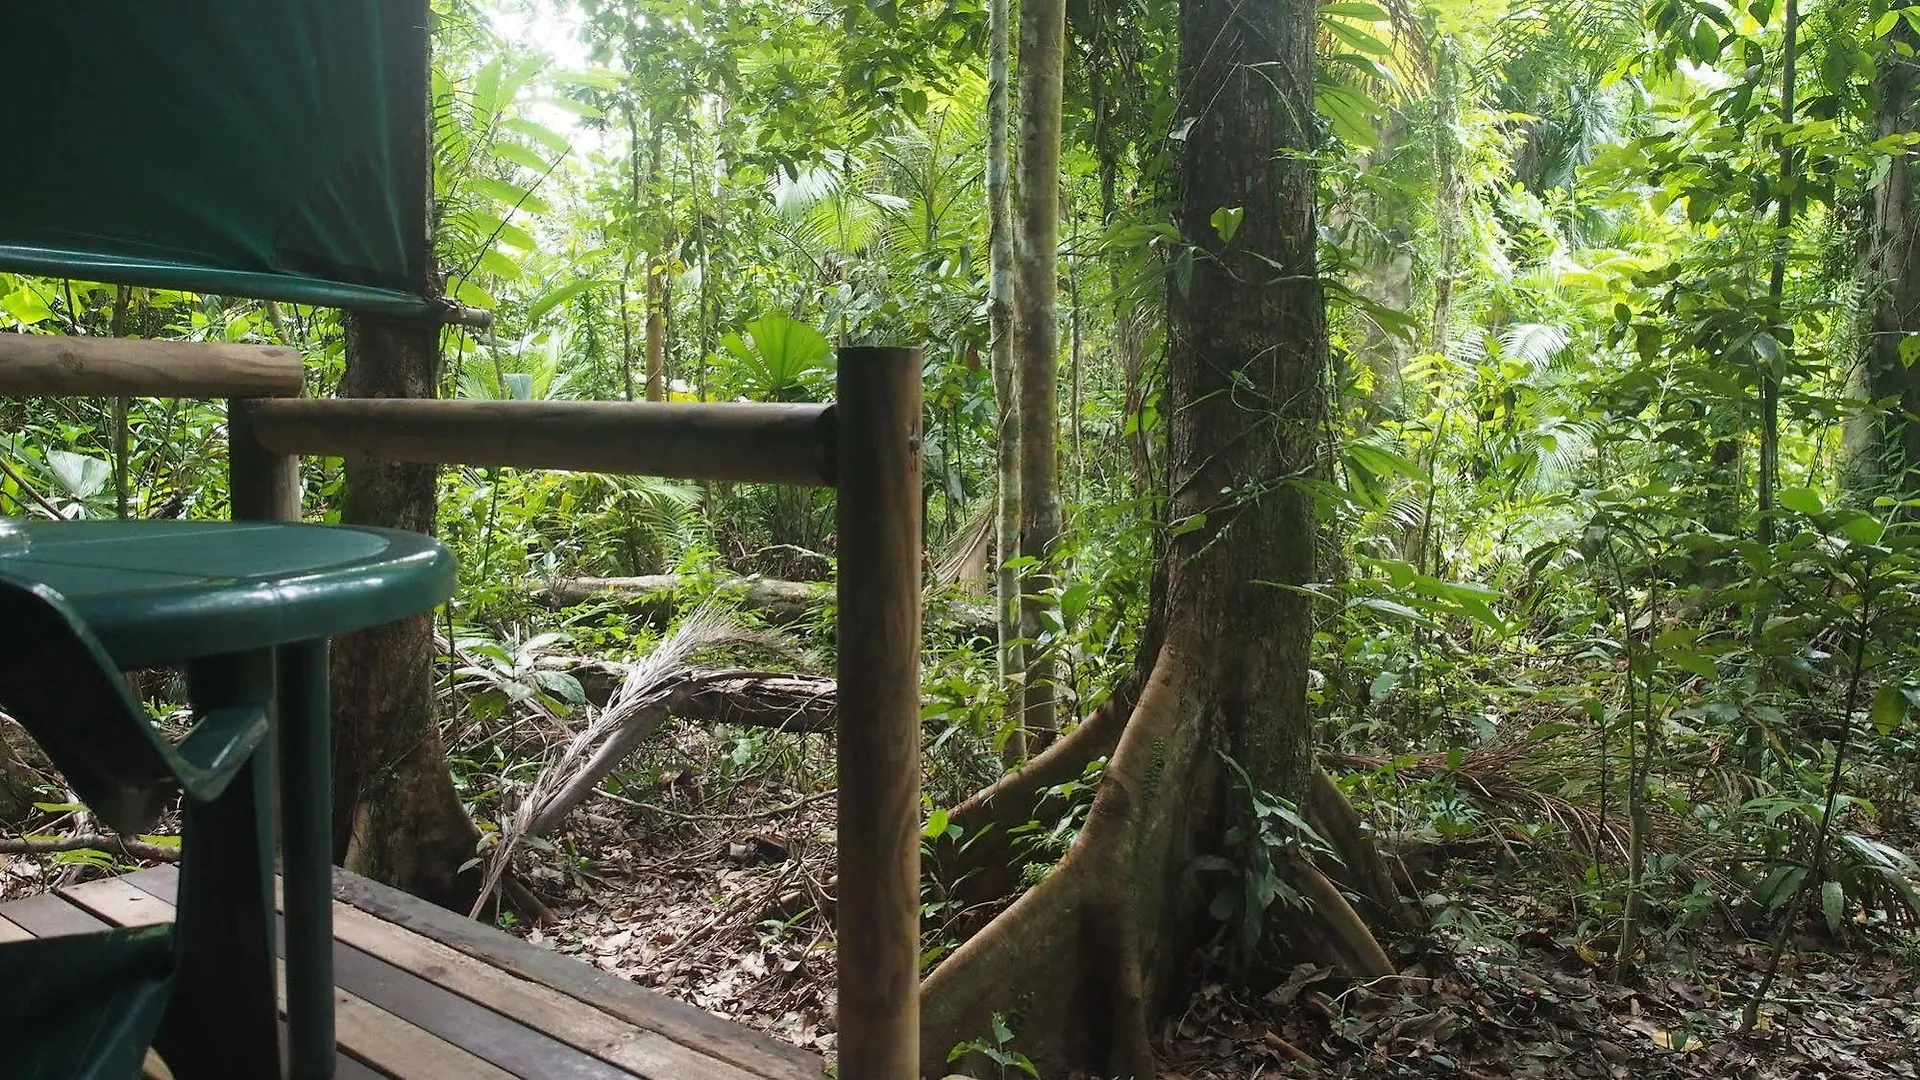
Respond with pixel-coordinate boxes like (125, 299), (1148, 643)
(0, 3), (434, 314)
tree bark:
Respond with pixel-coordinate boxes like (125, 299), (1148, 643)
(334, 313), (480, 911)
(1015, 0), (1066, 740)
(920, 0), (1392, 1071)
(1852, 23), (1920, 491)
(988, 0), (1025, 759)
(646, 263), (666, 402)
(1758, 0), (1798, 543)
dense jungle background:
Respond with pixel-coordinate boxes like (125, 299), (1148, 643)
(10, 0), (1920, 1075)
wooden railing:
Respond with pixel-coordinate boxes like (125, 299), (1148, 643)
(0, 336), (925, 1078)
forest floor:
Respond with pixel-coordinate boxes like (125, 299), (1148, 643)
(3, 756), (1918, 1077)
(519, 769), (1920, 1080)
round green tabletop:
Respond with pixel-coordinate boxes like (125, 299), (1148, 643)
(0, 520), (456, 670)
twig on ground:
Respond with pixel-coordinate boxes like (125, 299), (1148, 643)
(654, 861), (800, 961)
(0, 834), (178, 862)
(1263, 1031), (1320, 1070)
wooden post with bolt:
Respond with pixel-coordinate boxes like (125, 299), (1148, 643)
(833, 346), (923, 1078)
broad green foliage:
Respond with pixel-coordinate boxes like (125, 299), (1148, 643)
(11, 0), (1920, 973)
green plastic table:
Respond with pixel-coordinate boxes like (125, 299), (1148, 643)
(0, 520), (455, 1079)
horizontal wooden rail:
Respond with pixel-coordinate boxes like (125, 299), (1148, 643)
(0, 334), (303, 398)
(248, 399), (838, 487)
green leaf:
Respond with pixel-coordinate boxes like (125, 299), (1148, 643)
(500, 117), (571, 156)
(1168, 512), (1208, 537)
(545, 95), (606, 120)
(469, 176), (551, 215)
(1346, 442), (1426, 482)
(2, 288), (55, 326)
(1320, 1), (1391, 19)
(1665, 648), (1717, 680)
(478, 248), (523, 281)
(489, 142), (550, 172)
(1318, 85), (1383, 147)
(1837, 513), (1886, 546)
(495, 221), (539, 252)
(553, 67), (625, 90)
(923, 807), (950, 839)
(1325, 19), (1393, 55)
(1209, 206), (1245, 244)
(1369, 670), (1401, 700)
(740, 314), (834, 400)
(1821, 879), (1845, 934)
(1777, 487), (1825, 515)
(1873, 682), (1906, 734)
(526, 279), (604, 322)
(453, 277), (496, 310)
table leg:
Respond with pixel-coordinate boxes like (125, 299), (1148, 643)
(279, 638), (334, 1079)
(158, 650), (281, 1079)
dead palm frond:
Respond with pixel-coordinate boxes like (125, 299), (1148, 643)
(469, 604), (806, 916)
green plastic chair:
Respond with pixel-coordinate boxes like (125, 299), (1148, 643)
(0, 572), (271, 1079)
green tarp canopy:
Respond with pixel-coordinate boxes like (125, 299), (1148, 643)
(0, 3), (434, 314)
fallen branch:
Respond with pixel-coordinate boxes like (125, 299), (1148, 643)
(0, 834), (178, 862)
(539, 573), (994, 638)
(594, 786), (837, 824)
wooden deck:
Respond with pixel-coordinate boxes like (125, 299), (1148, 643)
(0, 865), (822, 1080)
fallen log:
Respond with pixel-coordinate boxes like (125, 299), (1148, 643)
(536, 574), (995, 639)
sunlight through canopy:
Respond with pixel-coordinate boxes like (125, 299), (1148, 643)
(0, 2), (434, 313)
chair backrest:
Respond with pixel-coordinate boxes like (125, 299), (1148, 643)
(0, 572), (192, 834)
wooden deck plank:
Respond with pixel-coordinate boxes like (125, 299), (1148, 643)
(324, 891), (759, 1080)
(3, 881), (383, 1080)
(63, 877), (472, 1080)
(12, 864), (822, 1080)
(329, 941), (639, 1080)
(0, 888), (114, 936)
(332, 871), (822, 1080)
(131, 865), (770, 1080)
(0, 913), (33, 942)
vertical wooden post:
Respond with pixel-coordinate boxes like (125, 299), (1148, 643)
(229, 397), (301, 523)
(835, 347), (923, 1079)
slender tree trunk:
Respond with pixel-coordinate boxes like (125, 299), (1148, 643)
(989, 0), (1026, 760)
(1851, 22), (1920, 491)
(1015, 0), (1066, 739)
(1089, 0), (1154, 486)
(110, 285), (130, 519)
(618, 276), (636, 402)
(646, 264), (666, 402)
(1430, 42), (1461, 360)
(922, 0), (1391, 1070)
(333, 314), (480, 910)
(1759, 0), (1798, 543)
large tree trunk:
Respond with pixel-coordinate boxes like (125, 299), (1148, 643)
(1852, 25), (1920, 491)
(1015, 0), (1065, 741)
(920, 0), (1390, 1073)
(333, 313), (481, 911)
(988, 0), (1025, 759)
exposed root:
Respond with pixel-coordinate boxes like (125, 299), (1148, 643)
(1307, 767), (1420, 931)
(932, 683), (1135, 901)
(1280, 855), (1396, 979)
(921, 644), (1197, 1078)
